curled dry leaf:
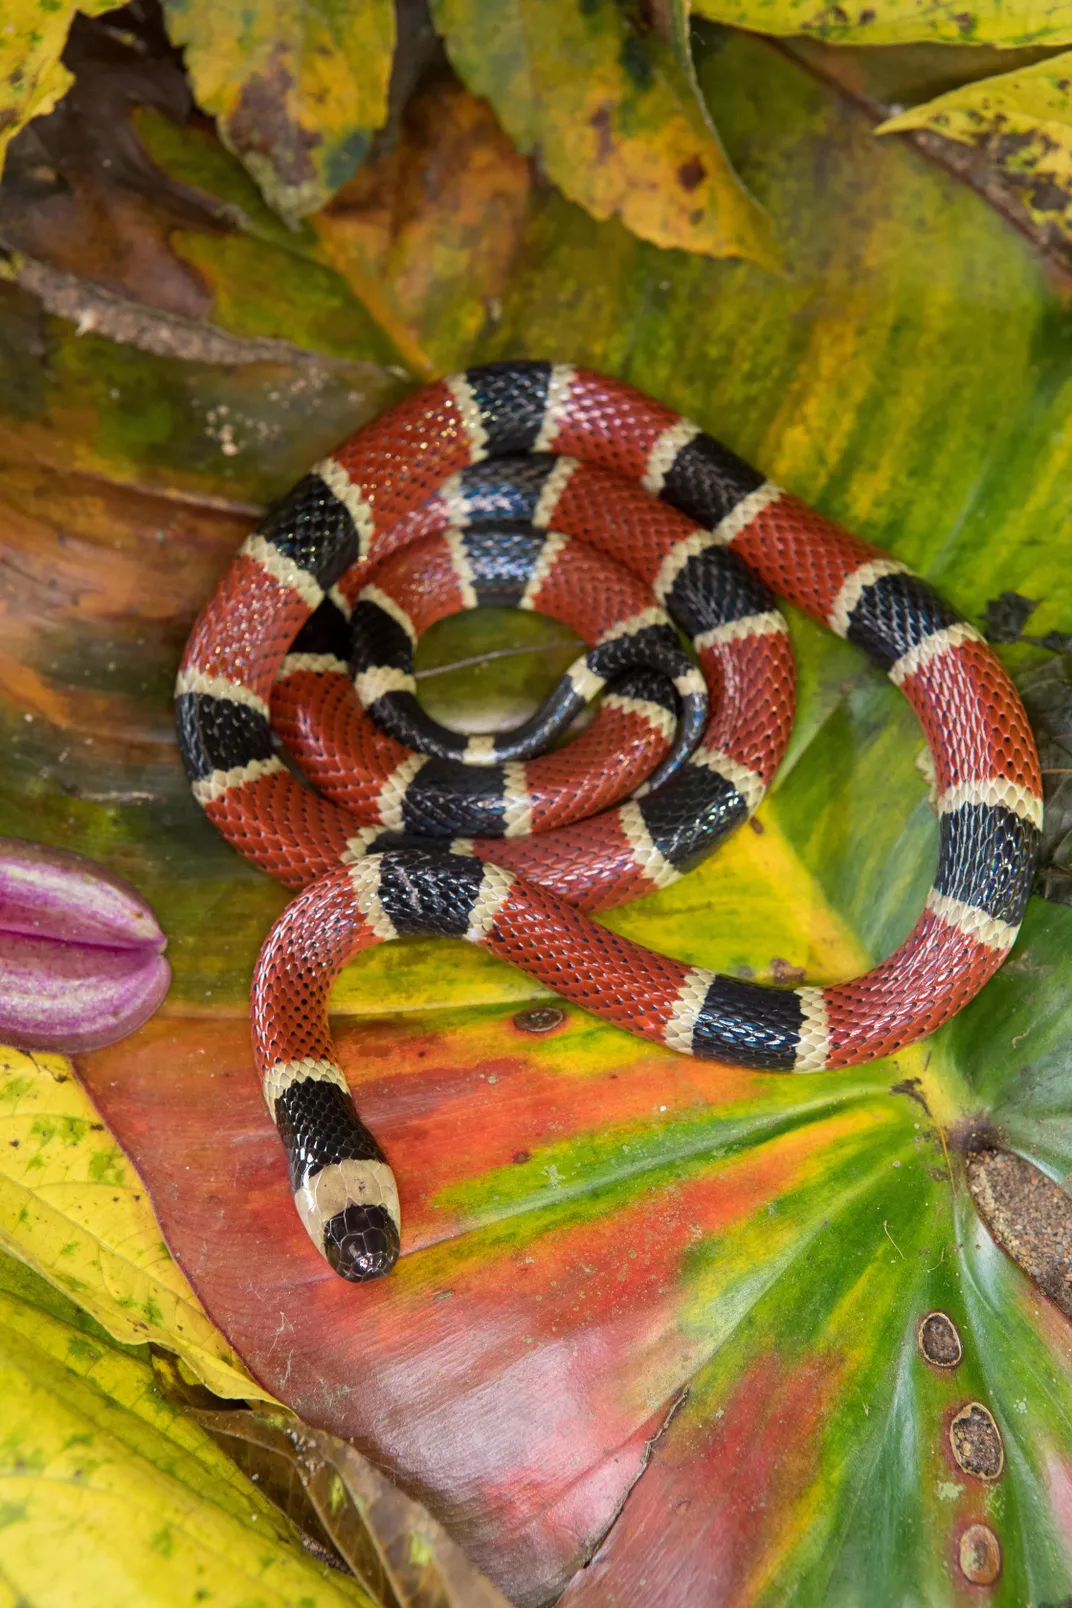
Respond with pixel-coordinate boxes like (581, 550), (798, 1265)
(193, 1404), (515, 1608)
(0, 5), (237, 324)
(0, 836), (169, 1052)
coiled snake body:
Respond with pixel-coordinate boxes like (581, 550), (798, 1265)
(176, 363), (1042, 1283)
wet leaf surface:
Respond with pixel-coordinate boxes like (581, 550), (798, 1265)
(2, 22), (1072, 1608)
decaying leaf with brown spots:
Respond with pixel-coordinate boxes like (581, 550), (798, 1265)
(880, 54), (1072, 252)
(160, 0), (396, 222)
(314, 78), (532, 376)
(694, 0), (1072, 45)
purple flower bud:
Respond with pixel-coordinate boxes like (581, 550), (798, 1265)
(0, 837), (170, 1052)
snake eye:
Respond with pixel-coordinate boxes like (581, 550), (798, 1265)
(322, 1202), (401, 1282)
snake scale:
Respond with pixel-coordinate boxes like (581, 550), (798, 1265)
(176, 362), (1042, 1282)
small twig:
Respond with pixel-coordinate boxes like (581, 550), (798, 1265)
(416, 638), (582, 679)
(883, 1219), (906, 1260)
(934, 1119), (957, 1198)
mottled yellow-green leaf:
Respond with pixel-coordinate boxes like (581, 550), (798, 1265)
(429, 0), (779, 266)
(0, 1044), (274, 1403)
(693, 0), (1072, 45)
(879, 52), (1072, 247)
(0, 0), (115, 179)
(159, 0), (395, 224)
(0, 1269), (371, 1607)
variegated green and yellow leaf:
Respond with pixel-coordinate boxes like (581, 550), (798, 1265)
(429, 0), (779, 266)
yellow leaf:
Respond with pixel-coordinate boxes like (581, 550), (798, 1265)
(0, 0), (115, 180)
(160, 0), (396, 223)
(429, 0), (780, 266)
(0, 1270), (372, 1607)
(879, 53), (1072, 249)
(692, 0), (1072, 45)
(0, 1044), (275, 1403)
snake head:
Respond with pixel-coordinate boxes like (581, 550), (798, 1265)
(293, 1157), (402, 1282)
(322, 1201), (401, 1282)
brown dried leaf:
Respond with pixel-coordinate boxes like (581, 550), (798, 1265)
(0, 6), (234, 321)
(314, 79), (532, 375)
(193, 1405), (516, 1608)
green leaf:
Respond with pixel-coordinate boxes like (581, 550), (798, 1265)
(649, 0), (731, 164)
(0, 1252), (373, 1607)
(0, 0), (115, 179)
(428, 0), (780, 266)
(879, 52), (1072, 250)
(159, 0), (396, 224)
(693, 0), (1072, 45)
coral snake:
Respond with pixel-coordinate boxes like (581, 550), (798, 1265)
(176, 362), (1042, 1282)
